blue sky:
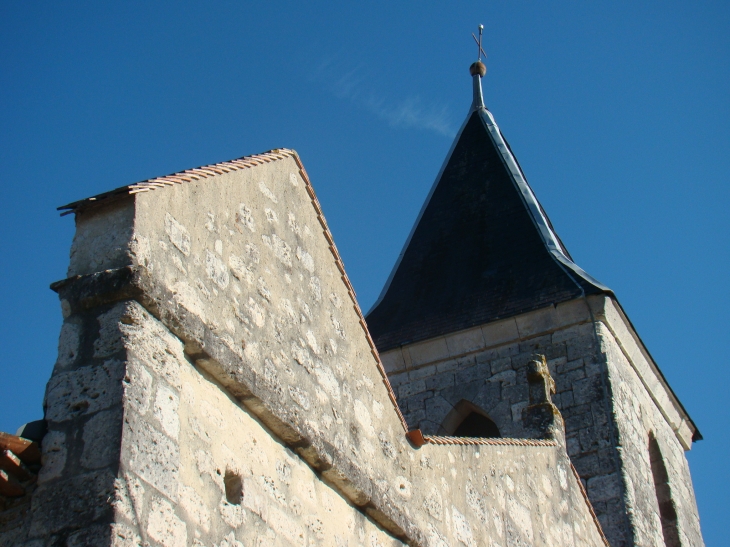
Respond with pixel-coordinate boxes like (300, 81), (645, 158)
(1, 1), (728, 543)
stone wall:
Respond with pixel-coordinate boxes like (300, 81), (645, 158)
(3, 151), (610, 546)
(381, 296), (703, 547)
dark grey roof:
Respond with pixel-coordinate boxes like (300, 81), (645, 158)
(366, 75), (610, 352)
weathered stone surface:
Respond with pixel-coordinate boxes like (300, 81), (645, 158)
(7, 155), (611, 547)
(67, 198), (135, 277)
(125, 413), (180, 502)
(36, 430), (66, 484)
(81, 409), (123, 469)
(44, 360), (125, 423)
(389, 295), (704, 547)
(28, 470), (115, 537)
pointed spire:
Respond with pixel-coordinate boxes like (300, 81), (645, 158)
(365, 33), (610, 352)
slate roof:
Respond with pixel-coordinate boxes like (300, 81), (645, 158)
(366, 74), (611, 352)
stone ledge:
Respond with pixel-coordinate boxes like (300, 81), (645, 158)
(381, 298), (593, 373)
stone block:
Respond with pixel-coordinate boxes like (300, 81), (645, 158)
(425, 372), (455, 391)
(110, 523), (143, 547)
(487, 369), (516, 387)
(126, 418), (180, 501)
(567, 335), (597, 362)
(510, 351), (536, 370)
(481, 400), (510, 426)
(67, 199), (134, 277)
(418, 420), (441, 436)
(489, 357), (512, 374)
(572, 376), (602, 406)
(405, 390), (433, 411)
(558, 389), (574, 408)
(124, 358), (153, 416)
(402, 409), (426, 427)
(587, 473), (622, 503)
(29, 470), (116, 537)
(147, 496), (187, 547)
(579, 427), (603, 452)
(387, 371), (409, 388)
(562, 403), (591, 420)
(551, 322), (595, 344)
(444, 327), (485, 357)
(677, 420), (694, 452)
(515, 306), (558, 339)
(563, 410), (593, 431)
(510, 401), (527, 423)
(398, 379), (426, 398)
(475, 347), (500, 364)
(435, 359), (459, 373)
(501, 383), (528, 405)
(54, 320), (82, 371)
(560, 358), (584, 373)
(566, 435), (580, 456)
(45, 360), (125, 423)
(542, 343), (569, 360)
(547, 356), (567, 373)
(406, 337), (449, 368)
(480, 317), (519, 348)
(455, 365), (483, 385)
(590, 403), (609, 426)
(596, 448), (617, 475)
(424, 396), (454, 427)
(518, 334), (552, 354)
(571, 452), (600, 478)
(81, 409), (123, 470)
(380, 349), (406, 373)
(555, 368), (587, 394)
(495, 343), (520, 358)
(37, 430), (67, 484)
(440, 380), (483, 406)
(408, 364), (438, 382)
(584, 359), (602, 377)
(554, 299), (592, 328)
(402, 347), (413, 368)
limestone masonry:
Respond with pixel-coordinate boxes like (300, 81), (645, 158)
(0, 62), (704, 547)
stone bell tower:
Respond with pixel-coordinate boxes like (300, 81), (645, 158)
(366, 55), (705, 547)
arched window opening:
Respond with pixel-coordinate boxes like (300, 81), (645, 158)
(440, 400), (500, 438)
(453, 411), (500, 438)
(649, 434), (680, 547)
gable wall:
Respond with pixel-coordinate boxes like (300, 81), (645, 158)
(4, 157), (610, 546)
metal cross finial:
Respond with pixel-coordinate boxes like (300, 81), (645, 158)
(472, 24), (487, 61)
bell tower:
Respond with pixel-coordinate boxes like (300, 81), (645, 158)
(366, 30), (704, 547)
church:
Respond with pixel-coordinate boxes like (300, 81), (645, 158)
(0, 49), (704, 546)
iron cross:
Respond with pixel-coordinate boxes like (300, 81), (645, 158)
(472, 25), (487, 61)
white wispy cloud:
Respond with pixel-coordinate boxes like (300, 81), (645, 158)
(315, 58), (457, 138)
(363, 95), (455, 137)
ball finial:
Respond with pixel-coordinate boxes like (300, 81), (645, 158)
(470, 61), (486, 77)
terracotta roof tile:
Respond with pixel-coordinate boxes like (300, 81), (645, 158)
(58, 148), (297, 215)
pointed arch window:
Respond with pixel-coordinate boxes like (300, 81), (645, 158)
(649, 433), (680, 547)
(440, 400), (500, 438)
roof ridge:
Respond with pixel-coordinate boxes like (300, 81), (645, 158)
(58, 148), (296, 215)
(424, 435), (558, 447)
